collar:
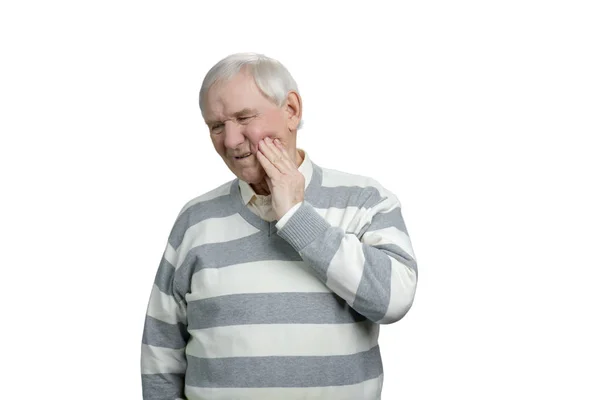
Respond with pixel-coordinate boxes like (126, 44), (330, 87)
(238, 148), (313, 206)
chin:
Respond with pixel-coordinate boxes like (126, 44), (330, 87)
(234, 166), (265, 184)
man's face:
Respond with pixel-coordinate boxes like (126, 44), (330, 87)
(203, 70), (298, 185)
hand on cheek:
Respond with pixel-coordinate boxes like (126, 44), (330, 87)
(256, 137), (304, 220)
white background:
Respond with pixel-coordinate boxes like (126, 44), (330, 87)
(1, 1), (599, 398)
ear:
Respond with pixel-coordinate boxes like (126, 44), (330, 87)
(284, 91), (302, 131)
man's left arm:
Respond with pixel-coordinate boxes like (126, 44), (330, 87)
(276, 181), (418, 324)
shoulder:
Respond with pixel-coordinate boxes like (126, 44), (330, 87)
(176, 179), (236, 218)
(165, 179), (237, 250)
(318, 166), (400, 207)
(319, 166), (376, 188)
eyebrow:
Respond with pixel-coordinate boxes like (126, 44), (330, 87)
(206, 108), (258, 126)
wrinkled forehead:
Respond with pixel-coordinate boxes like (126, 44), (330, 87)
(203, 71), (268, 121)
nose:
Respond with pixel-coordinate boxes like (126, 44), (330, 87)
(222, 121), (246, 151)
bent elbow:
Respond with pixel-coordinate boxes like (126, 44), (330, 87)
(377, 266), (418, 325)
(378, 296), (416, 324)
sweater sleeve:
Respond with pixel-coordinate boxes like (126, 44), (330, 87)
(141, 217), (190, 399)
(276, 180), (418, 324)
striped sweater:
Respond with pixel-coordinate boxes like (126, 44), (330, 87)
(141, 149), (418, 400)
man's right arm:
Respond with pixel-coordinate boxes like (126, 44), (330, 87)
(141, 225), (190, 400)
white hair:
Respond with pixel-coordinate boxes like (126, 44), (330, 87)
(199, 52), (303, 129)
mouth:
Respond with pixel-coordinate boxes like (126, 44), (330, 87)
(234, 152), (253, 160)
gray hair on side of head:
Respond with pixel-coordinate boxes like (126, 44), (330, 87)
(199, 52), (304, 130)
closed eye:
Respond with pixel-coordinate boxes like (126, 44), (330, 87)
(210, 123), (224, 133)
(238, 115), (255, 123)
(209, 115), (255, 133)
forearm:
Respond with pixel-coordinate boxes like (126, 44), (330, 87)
(277, 200), (418, 324)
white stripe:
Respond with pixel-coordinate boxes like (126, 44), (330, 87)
(362, 226), (416, 259)
(302, 205), (374, 237)
(176, 214), (261, 269)
(378, 257), (418, 324)
(146, 284), (184, 325)
(187, 260), (330, 301)
(320, 168), (374, 189)
(325, 235), (365, 307)
(184, 373), (383, 400)
(141, 344), (186, 374)
(178, 181), (232, 216)
(186, 321), (379, 358)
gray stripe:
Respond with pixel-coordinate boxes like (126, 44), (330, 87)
(369, 206), (408, 233)
(357, 206), (407, 239)
(375, 242), (418, 274)
(275, 201), (365, 285)
(142, 373), (185, 400)
(352, 244), (393, 322)
(277, 200), (339, 255)
(299, 221), (344, 284)
(308, 184), (383, 210)
(188, 231), (302, 270)
(168, 192), (238, 250)
(154, 257), (176, 296)
(154, 254), (194, 303)
(187, 292), (366, 330)
(142, 316), (189, 349)
(304, 166), (386, 210)
(171, 253), (197, 300)
(185, 345), (383, 388)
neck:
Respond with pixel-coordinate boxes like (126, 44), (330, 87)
(251, 179), (271, 196)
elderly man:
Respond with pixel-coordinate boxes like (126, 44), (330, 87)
(141, 52), (418, 400)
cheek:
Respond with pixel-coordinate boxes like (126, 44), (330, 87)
(247, 119), (283, 146)
(211, 137), (226, 155)
(245, 126), (269, 150)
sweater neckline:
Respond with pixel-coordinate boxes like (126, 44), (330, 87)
(230, 162), (322, 233)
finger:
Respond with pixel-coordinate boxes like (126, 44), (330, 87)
(258, 138), (285, 172)
(272, 139), (297, 168)
(261, 138), (295, 172)
(256, 147), (280, 178)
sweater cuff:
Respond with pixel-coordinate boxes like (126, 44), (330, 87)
(274, 202), (303, 231)
(276, 201), (330, 253)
